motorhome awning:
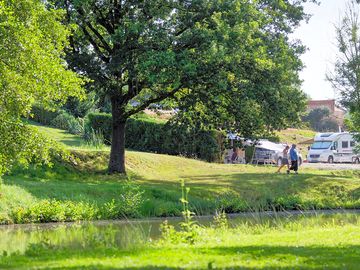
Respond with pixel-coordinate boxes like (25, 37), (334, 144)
(299, 138), (314, 144)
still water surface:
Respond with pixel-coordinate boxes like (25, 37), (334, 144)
(1, 210), (359, 255)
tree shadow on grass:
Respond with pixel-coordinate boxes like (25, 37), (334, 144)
(3, 168), (359, 215)
(2, 170), (148, 206)
(141, 171), (355, 201)
(204, 244), (360, 269)
(1, 245), (359, 270)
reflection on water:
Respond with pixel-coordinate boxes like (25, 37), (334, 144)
(0, 210), (359, 255)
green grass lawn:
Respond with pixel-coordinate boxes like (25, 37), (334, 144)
(1, 218), (360, 269)
(275, 128), (316, 144)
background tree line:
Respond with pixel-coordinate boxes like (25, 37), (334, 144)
(327, 0), (360, 150)
(302, 107), (339, 132)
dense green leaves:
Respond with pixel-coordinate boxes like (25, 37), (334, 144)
(172, 0), (309, 137)
(0, 0), (84, 174)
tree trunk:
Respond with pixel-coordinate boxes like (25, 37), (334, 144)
(108, 97), (126, 174)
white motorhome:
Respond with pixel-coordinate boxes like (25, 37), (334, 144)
(307, 132), (358, 163)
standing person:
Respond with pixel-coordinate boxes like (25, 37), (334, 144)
(288, 144), (299, 174)
(231, 147), (238, 163)
(276, 145), (290, 173)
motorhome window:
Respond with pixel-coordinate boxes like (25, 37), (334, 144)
(350, 141), (356, 147)
(311, 141), (332, 149)
(333, 141), (338, 150)
(342, 141), (349, 148)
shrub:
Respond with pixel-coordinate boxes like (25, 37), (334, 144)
(215, 192), (248, 213)
(85, 112), (225, 162)
(30, 105), (83, 135)
(100, 180), (144, 219)
(10, 199), (98, 223)
(83, 127), (105, 148)
(30, 105), (60, 125)
(51, 112), (83, 135)
(84, 113), (112, 143)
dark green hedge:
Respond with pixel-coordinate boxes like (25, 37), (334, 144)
(31, 105), (60, 125)
(85, 113), (224, 162)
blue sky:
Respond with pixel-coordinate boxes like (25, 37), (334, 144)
(292, 0), (349, 100)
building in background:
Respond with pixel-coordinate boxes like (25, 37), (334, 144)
(307, 99), (346, 126)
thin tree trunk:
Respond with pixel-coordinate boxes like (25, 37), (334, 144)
(108, 96), (126, 174)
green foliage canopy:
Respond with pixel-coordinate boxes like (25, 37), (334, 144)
(172, 1), (310, 137)
(0, 0), (84, 174)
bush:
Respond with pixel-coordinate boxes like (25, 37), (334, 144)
(50, 112), (83, 135)
(85, 112), (112, 143)
(30, 105), (60, 125)
(30, 105), (83, 135)
(83, 127), (105, 148)
(10, 199), (98, 223)
(319, 119), (339, 132)
(215, 192), (248, 213)
(101, 180), (145, 219)
(85, 113), (225, 162)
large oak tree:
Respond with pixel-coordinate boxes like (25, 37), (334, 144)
(52, 0), (314, 173)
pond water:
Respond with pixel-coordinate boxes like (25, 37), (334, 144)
(1, 210), (359, 255)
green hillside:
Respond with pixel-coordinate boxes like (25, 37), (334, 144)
(1, 124), (359, 224)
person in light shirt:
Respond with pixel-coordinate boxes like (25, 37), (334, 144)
(288, 144), (299, 174)
(276, 145), (290, 173)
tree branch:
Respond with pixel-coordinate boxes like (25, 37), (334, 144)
(93, 4), (115, 34)
(85, 21), (113, 53)
(124, 86), (182, 118)
(79, 24), (110, 63)
(76, 7), (112, 54)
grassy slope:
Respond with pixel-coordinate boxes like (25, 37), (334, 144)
(1, 124), (360, 222)
(275, 128), (316, 157)
(1, 124), (360, 269)
(275, 128), (316, 145)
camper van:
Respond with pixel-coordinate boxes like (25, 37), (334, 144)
(307, 132), (358, 163)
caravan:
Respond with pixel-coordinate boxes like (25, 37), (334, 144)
(307, 132), (358, 163)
